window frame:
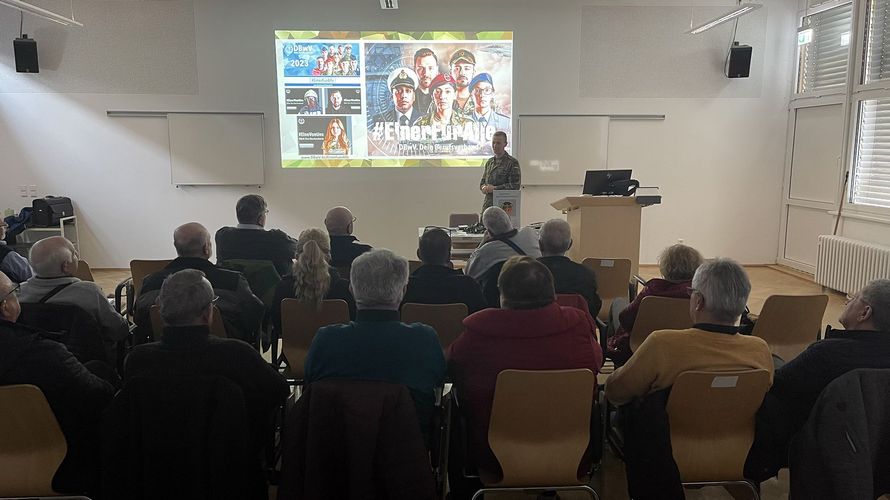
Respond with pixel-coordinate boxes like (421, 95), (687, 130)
(793, 1), (856, 101)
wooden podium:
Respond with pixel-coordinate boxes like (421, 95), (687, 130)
(551, 196), (643, 274)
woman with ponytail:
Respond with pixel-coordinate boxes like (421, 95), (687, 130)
(272, 228), (356, 343)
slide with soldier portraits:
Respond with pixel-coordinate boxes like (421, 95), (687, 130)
(275, 31), (513, 168)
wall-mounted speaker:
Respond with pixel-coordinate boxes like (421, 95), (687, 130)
(14, 35), (39, 73)
(725, 42), (752, 79)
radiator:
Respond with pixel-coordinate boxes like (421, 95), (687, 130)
(816, 235), (890, 294)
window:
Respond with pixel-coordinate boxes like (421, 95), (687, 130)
(852, 99), (890, 208)
(796, 3), (853, 94)
(864, 0), (890, 83)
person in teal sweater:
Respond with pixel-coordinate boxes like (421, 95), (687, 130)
(304, 248), (446, 441)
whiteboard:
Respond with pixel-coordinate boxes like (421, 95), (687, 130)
(518, 115), (608, 186)
(168, 113), (265, 185)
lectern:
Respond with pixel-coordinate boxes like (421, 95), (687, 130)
(551, 196), (644, 274)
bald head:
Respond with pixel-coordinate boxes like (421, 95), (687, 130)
(539, 219), (572, 256)
(324, 206), (355, 236)
(173, 222), (212, 259)
(0, 271), (20, 322)
(29, 236), (78, 278)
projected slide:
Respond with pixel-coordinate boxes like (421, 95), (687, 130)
(275, 31), (513, 168)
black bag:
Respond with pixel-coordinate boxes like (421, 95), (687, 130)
(31, 196), (73, 227)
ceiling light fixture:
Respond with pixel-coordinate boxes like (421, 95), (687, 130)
(686, 3), (761, 35)
(0, 0), (83, 27)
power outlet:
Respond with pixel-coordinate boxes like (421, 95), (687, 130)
(28, 185), (37, 197)
(19, 185), (27, 197)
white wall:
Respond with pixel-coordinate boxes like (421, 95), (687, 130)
(0, 0), (797, 268)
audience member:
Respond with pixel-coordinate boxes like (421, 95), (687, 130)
(402, 227), (486, 313)
(215, 194), (298, 276)
(303, 249), (446, 439)
(0, 271), (115, 495)
(537, 219), (601, 319)
(271, 228), (356, 343)
(124, 269), (288, 497)
(20, 236), (128, 358)
(605, 258), (773, 500)
(0, 219), (32, 283)
(135, 222), (264, 344)
(324, 206), (372, 269)
(448, 256), (602, 497)
(746, 278), (890, 482)
(606, 243), (703, 365)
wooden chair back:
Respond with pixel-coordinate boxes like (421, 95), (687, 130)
(0, 384), (67, 497)
(629, 296), (692, 351)
(581, 257), (631, 321)
(401, 302), (468, 351)
(73, 260), (94, 282)
(752, 294), (829, 363)
(449, 213), (479, 227)
(280, 299), (350, 379)
(486, 369), (595, 487)
(150, 305), (227, 341)
(130, 259), (173, 297)
(666, 369), (771, 482)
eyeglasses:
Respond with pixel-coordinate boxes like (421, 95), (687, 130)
(1, 283), (20, 303)
(472, 87), (494, 95)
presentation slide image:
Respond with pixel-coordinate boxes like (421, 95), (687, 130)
(297, 116), (353, 157)
(285, 87), (324, 115)
(282, 41), (361, 77)
(324, 87), (363, 115)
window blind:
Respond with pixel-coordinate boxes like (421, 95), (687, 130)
(797, 3), (853, 93)
(865, 0), (890, 83)
(853, 99), (890, 208)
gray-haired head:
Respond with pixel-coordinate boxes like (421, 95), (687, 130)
(859, 279), (890, 331)
(157, 269), (215, 326)
(349, 249), (409, 310)
(691, 258), (751, 324)
(236, 194), (267, 225)
(173, 222), (212, 259)
(29, 236), (77, 278)
(539, 219), (572, 256)
(482, 206), (512, 235)
(659, 244), (704, 281)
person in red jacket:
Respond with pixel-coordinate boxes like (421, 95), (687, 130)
(606, 243), (703, 365)
(447, 256), (603, 499)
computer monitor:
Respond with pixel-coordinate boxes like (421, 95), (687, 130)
(583, 169), (633, 195)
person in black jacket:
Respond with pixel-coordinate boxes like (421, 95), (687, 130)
(402, 227), (486, 313)
(324, 206), (372, 268)
(0, 271), (115, 495)
(215, 194), (298, 276)
(536, 219), (601, 319)
(746, 278), (890, 482)
(124, 269), (289, 499)
(135, 222), (264, 344)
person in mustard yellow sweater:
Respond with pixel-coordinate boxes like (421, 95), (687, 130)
(605, 257), (774, 500)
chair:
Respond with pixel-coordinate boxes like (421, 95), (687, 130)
(581, 257), (632, 322)
(114, 259), (173, 317)
(752, 294), (829, 363)
(472, 369), (600, 500)
(149, 304), (227, 341)
(18, 302), (109, 366)
(408, 259), (423, 274)
(279, 298), (350, 381)
(449, 213), (479, 227)
(72, 260), (94, 282)
(0, 385), (67, 498)
(217, 259), (281, 307)
(401, 302), (468, 351)
(628, 296), (693, 351)
(666, 369), (771, 499)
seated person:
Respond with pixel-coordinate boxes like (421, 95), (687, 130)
(271, 228), (356, 343)
(135, 223), (264, 344)
(324, 206), (372, 269)
(746, 278), (890, 482)
(303, 249), (446, 439)
(20, 236), (128, 360)
(605, 258), (774, 500)
(0, 271), (116, 495)
(215, 194), (298, 276)
(124, 269), (288, 496)
(537, 219), (601, 319)
(0, 219), (32, 283)
(464, 206), (540, 281)
(448, 256), (603, 496)
(606, 243), (703, 365)
(402, 227), (487, 314)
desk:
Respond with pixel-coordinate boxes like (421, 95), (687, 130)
(417, 227), (483, 261)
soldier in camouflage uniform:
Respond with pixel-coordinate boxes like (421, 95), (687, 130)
(479, 131), (520, 211)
